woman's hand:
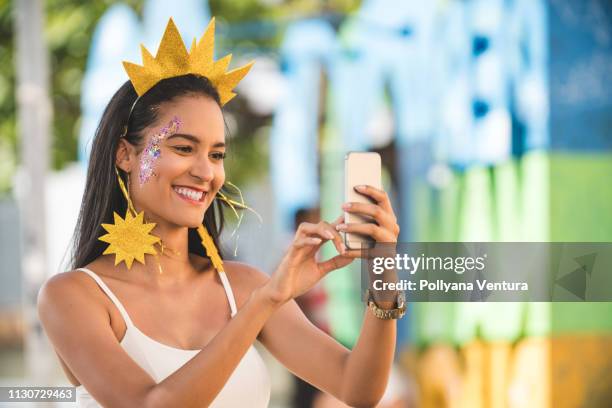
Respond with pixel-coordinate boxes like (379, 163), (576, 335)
(261, 185), (398, 306)
(262, 216), (353, 305)
(336, 184), (400, 257)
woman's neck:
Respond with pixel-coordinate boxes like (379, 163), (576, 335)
(153, 223), (189, 260)
(122, 203), (212, 285)
(141, 223), (204, 286)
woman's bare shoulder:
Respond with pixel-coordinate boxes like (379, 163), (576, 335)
(37, 263), (157, 405)
(38, 270), (94, 300)
(37, 261), (113, 313)
(222, 260), (270, 307)
(223, 260), (269, 285)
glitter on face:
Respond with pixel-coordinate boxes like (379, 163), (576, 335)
(139, 116), (182, 185)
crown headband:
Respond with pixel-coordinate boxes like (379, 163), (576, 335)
(122, 17), (254, 106)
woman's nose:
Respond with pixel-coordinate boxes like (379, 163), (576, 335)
(190, 158), (214, 182)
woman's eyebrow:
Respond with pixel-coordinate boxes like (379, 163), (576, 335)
(166, 133), (200, 143)
(166, 133), (225, 147)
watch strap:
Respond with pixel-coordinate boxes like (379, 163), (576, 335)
(366, 290), (406, 320)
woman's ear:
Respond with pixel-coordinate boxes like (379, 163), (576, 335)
(115, 138), (137, 172)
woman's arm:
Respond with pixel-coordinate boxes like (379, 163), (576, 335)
(38, 271), (280, 408)
(339, 305), (397, 406)
(334, 184), (401, 406)
(257, 288), (396, 408)
(259, 184), (401, 407)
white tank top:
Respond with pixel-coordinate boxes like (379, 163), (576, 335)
(74, 267), (270, 407)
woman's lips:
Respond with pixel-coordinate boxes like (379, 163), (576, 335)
(172, 186), (207, 205)
(175, 191), (206, 205)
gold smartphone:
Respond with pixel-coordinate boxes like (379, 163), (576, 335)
(344, 152), (382, 250)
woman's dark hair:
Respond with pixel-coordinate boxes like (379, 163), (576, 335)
(71, 74), (228, 270)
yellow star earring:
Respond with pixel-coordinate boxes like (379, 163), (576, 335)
(98, 168), (161, 269)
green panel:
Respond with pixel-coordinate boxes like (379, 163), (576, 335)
(549, 153), (612, 241)
(478, 303), (526, 341)
(410, 169), (464, 344)
(526, 303), (612, 337)
(493, 159), (522, 241)
(412, 303), (457, 346)
(438, 171), (462, 242)
(525, 153), (612, 337)
(453, 303), (486, 344)
(459, 166), (494, 241)
(454, 167), (493, 343)
(405, 152), (612, 344)
(412, 178), (435, 241)
(524, 302), (552, 337)
(521, 151), (550, 241)
(520, 153), (552, 338)
(550, 303), (612, 334)
(475, 161), (525, 342)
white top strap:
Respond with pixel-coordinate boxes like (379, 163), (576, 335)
(77, 268), (135, 327)
(217, 271), (238, 317)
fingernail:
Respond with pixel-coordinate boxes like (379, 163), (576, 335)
(325, 231), (334, 239)
(355, 185), (366, 191)
(342, 203), (351, 210)
(336, 224), (346, 231)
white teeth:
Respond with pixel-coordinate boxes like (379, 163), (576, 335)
(174, 187), (203, 201)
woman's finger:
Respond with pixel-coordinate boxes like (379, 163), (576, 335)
(293, 236), (322, 249)
(342, 202), (396, 230)
(353, 185), (394, 214)
(317, 254), (354, 275)
(339, 248), (364, 258)
(336, 222), (396, 242)
(330, 214), (344, 226)
(299, 221), (345, 255)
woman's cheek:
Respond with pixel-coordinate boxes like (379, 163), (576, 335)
(215, 168), (226, 190)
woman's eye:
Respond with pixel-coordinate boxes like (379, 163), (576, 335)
(211, 152), (226, 160)
(173, 146), (193, 153)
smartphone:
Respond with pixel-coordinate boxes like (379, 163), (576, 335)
(344, 152), (382, 250)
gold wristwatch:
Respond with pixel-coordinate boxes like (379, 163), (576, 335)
(366, 290), (406, 320)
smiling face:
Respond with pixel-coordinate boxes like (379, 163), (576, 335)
(122, 95), (226, 228)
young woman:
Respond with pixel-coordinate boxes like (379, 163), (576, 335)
(37, 19), (402, 408)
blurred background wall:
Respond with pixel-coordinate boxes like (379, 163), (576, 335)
(0, 0), (611, 407)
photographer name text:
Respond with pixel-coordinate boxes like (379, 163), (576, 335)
(372, 279), (529, 292)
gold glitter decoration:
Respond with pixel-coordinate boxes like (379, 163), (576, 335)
(99, 210), (161, 269)
(115, 168), (136, 215)
(197, 225), (224, 273)
(122, 17), (254, 105)
(216, 181), (263, 257)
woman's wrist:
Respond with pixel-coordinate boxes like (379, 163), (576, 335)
(251, 284), (286, 311)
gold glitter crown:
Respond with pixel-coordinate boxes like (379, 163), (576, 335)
(122, 17), (254, 105)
